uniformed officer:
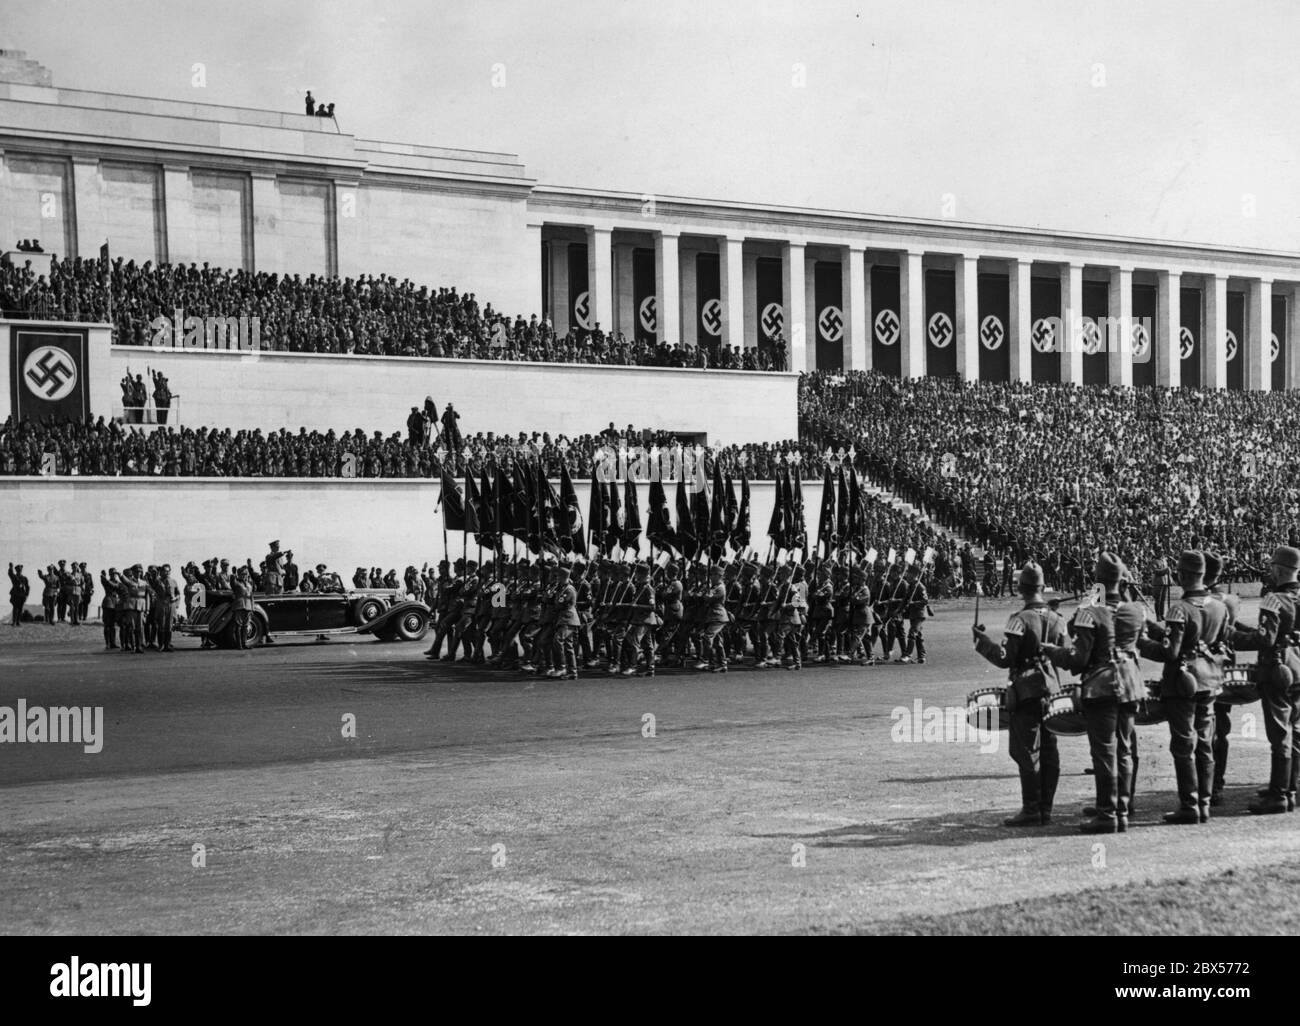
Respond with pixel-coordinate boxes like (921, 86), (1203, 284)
(1045, 554), (1145, 833)
(1203, 551), (1241, 806)
(1231, 544), (1300, 814)
(657, 562), (685, 668)
(7, 562), (29, 626)
(1139, 550), (1227, 824)
(974, 561), (1067, 827)
(124, 564), (147, 654)
(98, 568), (118, 649)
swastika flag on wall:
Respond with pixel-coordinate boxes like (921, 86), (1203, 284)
(10, 327), (90, 423)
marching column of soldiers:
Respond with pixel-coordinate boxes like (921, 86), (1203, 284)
(420, 553), (934, 676)
(974, 547), (1300, 834)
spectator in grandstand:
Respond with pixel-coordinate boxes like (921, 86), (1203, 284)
(0, 255), (781, 373)
(304, 91), (315, 116)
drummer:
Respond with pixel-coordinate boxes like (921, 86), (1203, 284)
(1230, 545), (1300, 815)
(1138, 550), (1228, 825)
(1204, 551), (1241, 807)
(972, 561), (1067, 827)
(1042, 553), (1145, 834)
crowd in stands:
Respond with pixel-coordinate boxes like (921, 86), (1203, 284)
(0, 254), (785, 370)
(801, 370), (1296, 585)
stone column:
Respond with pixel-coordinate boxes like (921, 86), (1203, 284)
(653, 231), (681, 345)
(955, 254), (979, 380)
(1204, 274), (1227, 389)
(1246, 278), (1272, 391)
(1009, 259), (1032, 383)
(1107, 266), (1134, 387)
(782, 241), (806, 371)
(1156, 270), (1182, 388)
(900, 250), (926, 379)
(1060, 263), (1084, 385)
(845, 245), (868, 371)
(720, 235), (746, 350)
(550, 240), (569, 335)
(587, 226), (614, 337)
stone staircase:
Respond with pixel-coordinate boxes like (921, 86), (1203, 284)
(860, 479), (979, 554)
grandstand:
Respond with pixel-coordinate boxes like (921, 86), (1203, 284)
(2, 51), (1300, 577)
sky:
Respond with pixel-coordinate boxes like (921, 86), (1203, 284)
(4, 0), (1299, 251)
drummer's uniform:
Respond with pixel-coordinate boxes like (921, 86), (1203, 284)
(1232, 579), (1300, 811)
(1049, 600), (1145, 829)
(976, 601), (1067, 823)
(1207, 585), (1241, 801)
(1142, 589), (1228, 821)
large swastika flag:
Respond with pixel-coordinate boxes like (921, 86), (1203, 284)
(10, 327), (90, 423)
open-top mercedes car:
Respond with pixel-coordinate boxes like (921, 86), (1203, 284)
(177, 588), (430, 649)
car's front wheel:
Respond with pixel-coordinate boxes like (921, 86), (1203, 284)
(395, 609), (429, 642)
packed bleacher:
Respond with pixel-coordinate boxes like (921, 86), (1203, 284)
(0, 254), (782, 369)
(801, 370), (1297, 584)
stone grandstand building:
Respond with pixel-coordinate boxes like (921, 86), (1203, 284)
(2, 47), (1300, 396)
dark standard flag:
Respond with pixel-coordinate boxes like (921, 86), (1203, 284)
(675, 475), (697, 559)
(731, 472), (751, 553)
(439, 467), (467, 531)
(647, 479), (676, 555)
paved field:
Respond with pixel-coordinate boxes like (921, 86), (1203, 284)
(1, 596), (1297, 935)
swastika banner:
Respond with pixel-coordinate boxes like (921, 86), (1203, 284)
(633, 247), (655, 343)
(10, 327), (90, 423)
(813, 261), (843, 371)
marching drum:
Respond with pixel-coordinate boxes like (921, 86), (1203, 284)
(1217, 666), (1259, 707)
(1044, 685), (1086, 736)
(1134, 680), (1168, 726)
(966, 686), (1009, 732)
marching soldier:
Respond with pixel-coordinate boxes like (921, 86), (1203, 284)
(572, 561), (596, 668)
(774, 563), (806, 671)
(698, 564), (731, 672)
(549, 563), (580, 680)
(807, 564), (835, 663)
(844, 565), (876, 666)
(657, 562), (685, 667)
(1230, 545), (1300, 814)
(1139, 550), (1227, 825)
(622, 562), (660, 677)
(1044, 554), (1145, 833)
(899, 562), (930, 664)
(974, 561), (1067, 827)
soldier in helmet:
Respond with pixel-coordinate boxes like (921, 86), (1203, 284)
(844, 565), (876, 666)
(697, 564), (731, 673)
(1230, 544), (1300, 814)
(974, 561), (1068, 827)
(1138, 550), (1228, 825)
(898, 562), (930, 664)
(1203, 551), (1241, 806)
(1044, 554), (1145, 833)
(549, 562), (580, 680)
(622, 562), (660, 677)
